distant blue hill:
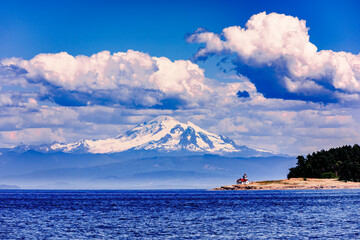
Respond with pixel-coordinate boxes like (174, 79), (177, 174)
(0, 151), (295, 189)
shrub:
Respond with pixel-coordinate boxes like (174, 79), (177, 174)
(321, 172), (337, 179)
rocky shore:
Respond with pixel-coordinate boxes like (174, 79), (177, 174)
(212, 178), (360, 191)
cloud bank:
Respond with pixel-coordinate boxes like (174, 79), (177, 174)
(0, 12), (360, 155)
(2, 50), (243, 109)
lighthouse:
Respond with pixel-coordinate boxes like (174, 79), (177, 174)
(236, 173), (250, 185)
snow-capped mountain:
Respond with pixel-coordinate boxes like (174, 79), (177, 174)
(0, 116), (292, 189)
(11, 116), (276, 156)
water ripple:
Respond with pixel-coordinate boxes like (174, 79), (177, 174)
(0, 189), (359, 239)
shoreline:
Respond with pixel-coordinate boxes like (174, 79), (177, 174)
(212, 178), (360, 191)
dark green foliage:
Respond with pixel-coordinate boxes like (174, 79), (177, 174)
(321, 172), (337, 179)
(288, 144), (360, 182)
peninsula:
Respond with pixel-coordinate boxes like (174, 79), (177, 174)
(213, 178), (360, 191)
(214, 144), (360, 191)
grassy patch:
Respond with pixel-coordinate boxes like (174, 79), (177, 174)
(256, 180), (283, 185)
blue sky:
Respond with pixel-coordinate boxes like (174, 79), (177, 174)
(1, 0), (360, 154)
(1, 0), (360, 59)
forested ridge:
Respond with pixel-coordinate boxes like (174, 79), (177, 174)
(288, 144), (360, 182)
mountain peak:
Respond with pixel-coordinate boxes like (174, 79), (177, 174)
(20, 116), (276, 157)
(148, 115), (177, 123)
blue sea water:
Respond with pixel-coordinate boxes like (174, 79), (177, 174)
(0, 189), (359, 239)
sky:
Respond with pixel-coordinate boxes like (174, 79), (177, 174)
(0, 0), (360, 154)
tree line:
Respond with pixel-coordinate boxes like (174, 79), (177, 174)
(288, 144), (360, 182)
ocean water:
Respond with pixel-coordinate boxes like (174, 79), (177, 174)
(0, 189), (359, 239)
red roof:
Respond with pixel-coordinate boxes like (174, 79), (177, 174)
(237, 178), (247, 182)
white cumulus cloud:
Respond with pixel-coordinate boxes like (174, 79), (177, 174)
(187, 12), (360, 96)
(2, 50), (244, 108)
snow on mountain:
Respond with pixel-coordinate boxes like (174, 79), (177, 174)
(16, 116), (276, 156)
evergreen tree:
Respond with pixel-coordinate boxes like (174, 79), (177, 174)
(288, 144), (360, 181)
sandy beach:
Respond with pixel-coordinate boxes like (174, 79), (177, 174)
(212, 178), (360, 190)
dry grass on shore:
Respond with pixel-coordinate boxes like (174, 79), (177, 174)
(213, 178), (360, 191)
